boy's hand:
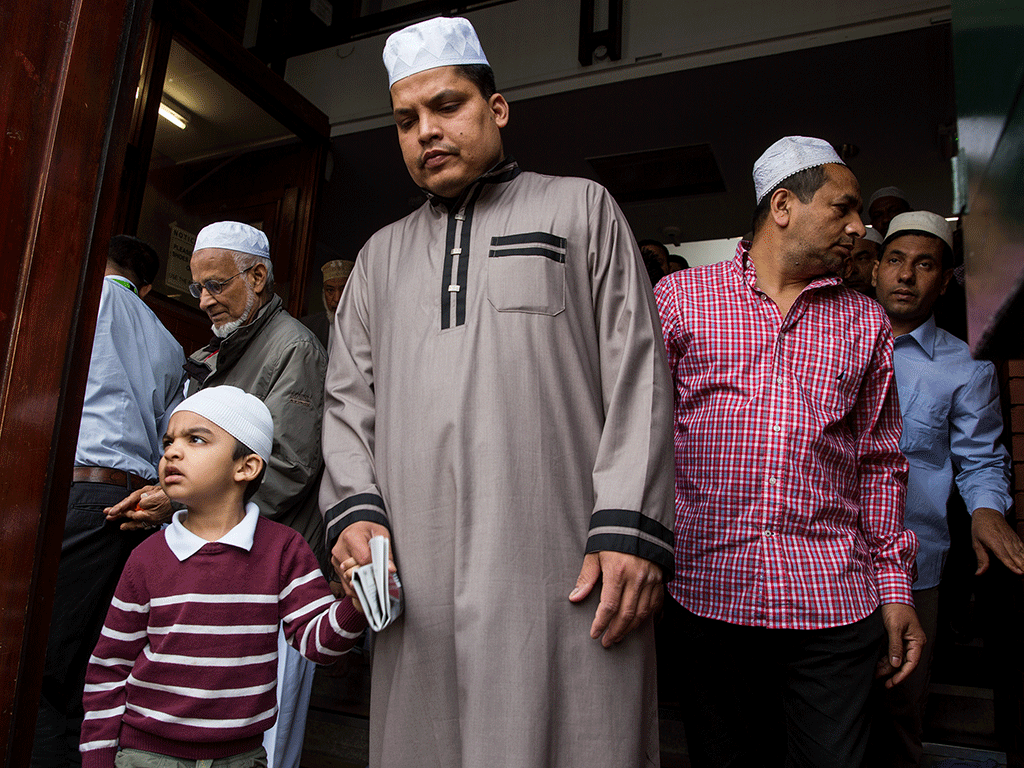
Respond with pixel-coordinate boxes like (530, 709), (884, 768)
(341, 559), (398, 616)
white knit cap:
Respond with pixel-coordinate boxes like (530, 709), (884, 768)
(193, 221), (270, 260)
(862, 228), (884, 245)
(753, 136), (845, 204)
(884, 210), (953, 251)
(171, 386), (273, 463)
(868, 186), (909, 209)
(383, 16), (489, 88)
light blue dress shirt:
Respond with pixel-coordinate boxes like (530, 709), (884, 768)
(893, 315), (1011, 590)
(74, 276), (186, 481)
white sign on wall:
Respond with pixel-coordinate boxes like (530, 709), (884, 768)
(167, 223), (196, 294)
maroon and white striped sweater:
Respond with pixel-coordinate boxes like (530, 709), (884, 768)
(80, 506), (365, 768)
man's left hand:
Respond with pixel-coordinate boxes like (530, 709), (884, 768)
(971, 507), (1024, 576)
(569, 551), (663, 648)
(877, 602), (926, 688)
(104, 484), (173, 531)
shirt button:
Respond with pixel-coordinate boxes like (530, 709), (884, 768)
(768, 476), (777, 486)
(776, 376), (784, 385)
(765, 530), (774, 538)
(773, 425), (781, 432)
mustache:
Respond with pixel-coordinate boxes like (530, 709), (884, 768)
(419, 144), (459, 168)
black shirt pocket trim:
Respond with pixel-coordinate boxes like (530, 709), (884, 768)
(487, 232), (567, 315)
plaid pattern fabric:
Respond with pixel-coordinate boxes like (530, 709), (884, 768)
(654, 243), (917, 630)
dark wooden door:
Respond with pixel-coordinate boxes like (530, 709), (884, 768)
(0, 1), (152, 763)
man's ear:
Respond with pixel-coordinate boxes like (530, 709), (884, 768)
(139, 283), (153, 299)
(489, 92), (509, 129)
(249, 260), (269, 294)
(871, 259), (880, 288)
(770, 188), (792, 228)
(235, 453), (264, 484)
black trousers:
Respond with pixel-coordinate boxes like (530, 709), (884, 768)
(867, 587), (939, 768)
(664, 597), (886, 768)
(32, 482), (152, 768)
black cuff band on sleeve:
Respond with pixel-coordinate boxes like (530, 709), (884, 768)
(324, 493), (390, 549)
(586, 508), (675, 583)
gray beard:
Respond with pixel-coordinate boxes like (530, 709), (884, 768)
(211, 288), (256, 338)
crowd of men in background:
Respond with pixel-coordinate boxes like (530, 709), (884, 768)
(646, 173), (1022, 767)
(31, 14), (1024, 768)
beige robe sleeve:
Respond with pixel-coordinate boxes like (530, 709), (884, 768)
(319, 253), (389, 550)
(583, 187), (676, 580)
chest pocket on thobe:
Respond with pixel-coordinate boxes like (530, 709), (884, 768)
(486, 231), (566, 316)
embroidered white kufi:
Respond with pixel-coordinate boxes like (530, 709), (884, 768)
(753, 136), (845, 204)
(383, 16), (489, 88)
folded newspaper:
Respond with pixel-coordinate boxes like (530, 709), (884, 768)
(351, 536), (403, 632)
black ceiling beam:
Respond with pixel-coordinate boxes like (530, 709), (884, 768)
(578, 0), (622, 67)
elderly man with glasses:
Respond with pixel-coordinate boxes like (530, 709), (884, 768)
(106, 221), (328, 768)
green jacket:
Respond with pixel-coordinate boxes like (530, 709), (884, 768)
(185, 293), (328, 571)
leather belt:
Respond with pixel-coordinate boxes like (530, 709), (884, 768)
(73, 466), (151, 492)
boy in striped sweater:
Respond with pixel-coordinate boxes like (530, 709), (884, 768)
(80, 386), (366, 768)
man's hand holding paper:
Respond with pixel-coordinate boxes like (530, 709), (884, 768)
(331, 520), (391, 599)
(344, 536), (402, 631)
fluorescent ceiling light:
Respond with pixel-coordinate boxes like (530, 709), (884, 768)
(158, 101), (188, 130)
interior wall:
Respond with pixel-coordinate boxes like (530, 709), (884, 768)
(284, 0), (951, 135)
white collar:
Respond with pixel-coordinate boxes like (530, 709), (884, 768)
(165, 502), (261, 562)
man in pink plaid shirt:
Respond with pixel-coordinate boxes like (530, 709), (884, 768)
(654, 136), (923, 768)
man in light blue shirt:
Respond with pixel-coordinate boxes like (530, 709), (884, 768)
(869, 211), (1024, 767)
(33, 236), (185, 767)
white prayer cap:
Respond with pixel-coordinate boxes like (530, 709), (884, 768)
(322, 259), (354, 282)
(862, 228), (884, 245)
(194, 221), (270, 260)
(383, 16), (490, 89)
(868, 186), (909, 209)
(171, 385), (274, 463)
(753, 136), (844, 204)
(884, 210), (953, 252)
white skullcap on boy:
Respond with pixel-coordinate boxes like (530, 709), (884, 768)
(753, 136), (845, 204)
(383, 16), (489, 88)
(193, 221), (270, 260)
(884, 211), (954, 252)
(171, 385), (274, 463)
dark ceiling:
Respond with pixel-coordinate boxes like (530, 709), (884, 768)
(204, 0), (516, 72)
(311, 23), (956, 274)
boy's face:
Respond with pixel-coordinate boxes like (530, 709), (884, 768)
(160, 410), (253, 506)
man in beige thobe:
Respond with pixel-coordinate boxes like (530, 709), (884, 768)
(321, 17), (674, 768)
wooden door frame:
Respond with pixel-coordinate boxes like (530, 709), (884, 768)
(0, 1), (329, 763)
(0, 1), (153, 762)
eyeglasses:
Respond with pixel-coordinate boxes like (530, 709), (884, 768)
(188, 265), (255, 299)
